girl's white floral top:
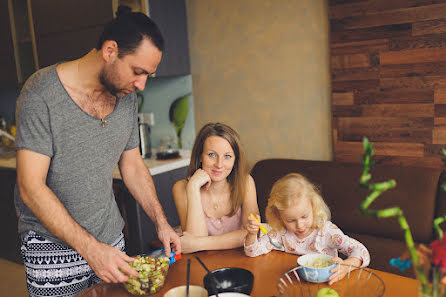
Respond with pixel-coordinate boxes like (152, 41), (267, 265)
(244, 221), (370, 267)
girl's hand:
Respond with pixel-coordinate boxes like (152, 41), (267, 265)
(246, 214), (261, 235)
(328, 256), (347, 285)
(188, 169), (211, 190)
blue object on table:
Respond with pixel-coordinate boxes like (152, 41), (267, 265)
(390, 257), (412, 271)
(150, 248), (181, 264)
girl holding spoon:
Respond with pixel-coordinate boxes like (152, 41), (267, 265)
(245, 173), (370, 285)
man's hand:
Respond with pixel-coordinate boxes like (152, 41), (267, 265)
(83, 241), (138, 283)
(157, 223), (182, 256)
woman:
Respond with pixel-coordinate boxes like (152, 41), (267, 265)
(173, 122), (259, 253)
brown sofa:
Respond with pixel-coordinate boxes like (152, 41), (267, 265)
(250, 159), (446, 278)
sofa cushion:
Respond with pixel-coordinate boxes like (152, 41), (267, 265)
(251, 159), (443, 243)
(346, 232), (415, 278)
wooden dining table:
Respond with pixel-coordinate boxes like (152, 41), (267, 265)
(75, 248), (419, 297)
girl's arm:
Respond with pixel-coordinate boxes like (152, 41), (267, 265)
(325, 222), (370, 285)
(244, 228), (279, 257)
(326, 222), (370, 267)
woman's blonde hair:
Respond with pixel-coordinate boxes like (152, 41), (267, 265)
(265, 173), (330, 231)
(188, 122), (248, 216)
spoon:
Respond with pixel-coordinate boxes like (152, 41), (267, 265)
(194, 256), (219, 297)
(186, 259), (190, 297)
(249, 213), (284, 249)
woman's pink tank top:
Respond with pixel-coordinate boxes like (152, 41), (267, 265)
(205, 207), (243, 236)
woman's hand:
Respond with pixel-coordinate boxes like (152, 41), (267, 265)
(180, 231), (201, 254)
(188, 169), (211, 191)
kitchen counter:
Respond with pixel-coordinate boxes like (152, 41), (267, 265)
(0, 150), (191, 178)
(114, 150), (190, 179)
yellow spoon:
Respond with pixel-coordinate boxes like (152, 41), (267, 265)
(250, 213), (268, 234)
(249, 213), (283, 249)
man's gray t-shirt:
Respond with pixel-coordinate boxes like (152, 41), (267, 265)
(14, 64), (140, 246)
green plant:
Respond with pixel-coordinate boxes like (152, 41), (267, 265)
(169, 94), (189, 149)
(359, 137), (446, 296)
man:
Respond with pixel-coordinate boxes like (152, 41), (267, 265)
(14, 7), (181, 297)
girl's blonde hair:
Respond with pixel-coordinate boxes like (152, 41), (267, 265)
(265, 173), (330, 231)
(188, 122), (248, 216)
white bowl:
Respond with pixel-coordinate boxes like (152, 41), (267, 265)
(210, 293), (250, 297)
(296, 254), (336, 283)
(164, 285), (208, 297)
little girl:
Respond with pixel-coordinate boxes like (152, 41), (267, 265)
(245, 173), (370, 285)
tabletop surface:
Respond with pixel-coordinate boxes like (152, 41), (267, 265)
(75, 248), (419, 297)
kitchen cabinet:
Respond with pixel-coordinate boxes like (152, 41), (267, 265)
(30, 0), (113, 69)
(147, 0), (191, 76)
(114, 165), (188, 255)
(0, 1), (17, 88)
(0, 168), (21, 264)
(2, 0), (190, 88)
(0, 0), (33, 88)
(113, 0), (191, 76)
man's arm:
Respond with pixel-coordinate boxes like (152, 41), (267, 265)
(17, 149), (138, 283)
(118, 147), (181, 255)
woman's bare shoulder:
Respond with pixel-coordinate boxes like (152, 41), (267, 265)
(247, 175), (255, 186)
(173, 179), (188, 188)
(172, 179), (188, 197)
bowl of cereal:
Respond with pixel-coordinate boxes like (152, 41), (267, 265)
(296, 254), (336, 283)
(123, 254), (170, 296)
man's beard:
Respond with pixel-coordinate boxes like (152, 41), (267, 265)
(99, 68), (123, 98)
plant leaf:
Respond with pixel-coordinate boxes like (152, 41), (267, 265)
(169, 95), (189, 128)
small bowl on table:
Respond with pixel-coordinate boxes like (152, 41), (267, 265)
(203, 267), (254, 295)
(296, 254), (336, 283)
(163, 285), (208, 297)
(209, 293), (251, 297)
(122, 254), (170, 296)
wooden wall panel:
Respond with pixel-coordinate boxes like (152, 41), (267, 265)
(330, 1), (446, 168)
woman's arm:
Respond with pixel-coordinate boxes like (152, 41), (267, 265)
(180, 229), (248, 253)
(241, 176), (260, 228)
(185, 170), (210, 235)
(172, 172), (210, 236)
(172, 179), (189, 230)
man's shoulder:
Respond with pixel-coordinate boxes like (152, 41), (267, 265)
(19, 64), (63, 104)
(23, 64), (58, 90)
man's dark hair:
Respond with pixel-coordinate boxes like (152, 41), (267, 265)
(96, 5), (164, 57)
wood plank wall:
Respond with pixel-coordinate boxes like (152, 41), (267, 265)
(330, 0), (446, 168)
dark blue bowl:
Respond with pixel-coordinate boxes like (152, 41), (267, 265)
(203, 267), (254, 295)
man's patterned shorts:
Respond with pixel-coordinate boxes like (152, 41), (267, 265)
(21, 231), (125, 297)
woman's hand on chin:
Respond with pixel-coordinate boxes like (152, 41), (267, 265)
(188, 169), (211, 191)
